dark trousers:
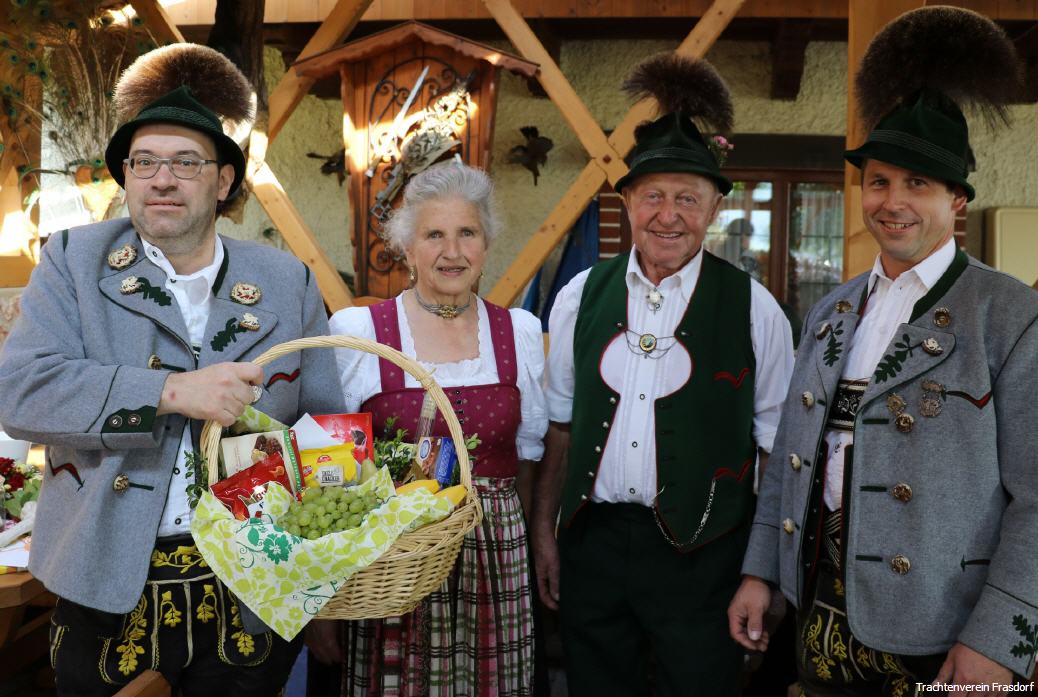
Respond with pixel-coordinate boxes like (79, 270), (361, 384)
(558, 502), (747, 697)
(48, 537), (300, 697)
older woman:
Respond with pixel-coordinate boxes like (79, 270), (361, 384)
(317, 161), (547, 696)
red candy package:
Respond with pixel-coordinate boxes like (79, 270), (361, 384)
(210, 452), (294, 520)
(312, 413), (373, 464)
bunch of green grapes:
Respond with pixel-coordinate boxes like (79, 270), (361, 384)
(278, 485), (383, 540)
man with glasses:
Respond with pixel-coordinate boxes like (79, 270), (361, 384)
(0, 45), (342, 696)
(533, 54), (793, 697)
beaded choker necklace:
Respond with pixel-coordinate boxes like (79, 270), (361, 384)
(414, 288), (472, 319)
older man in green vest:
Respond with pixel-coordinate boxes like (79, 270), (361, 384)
(531, 54), (794, 697)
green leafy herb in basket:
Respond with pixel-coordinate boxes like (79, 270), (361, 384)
(373, 417), (481, 485)
(374, 417), (414, 482)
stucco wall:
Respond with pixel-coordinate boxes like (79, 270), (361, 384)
(213, 39), (1038, 295)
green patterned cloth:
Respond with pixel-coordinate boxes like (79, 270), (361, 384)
(228, 405), (288, 435)
(191, 468), (454, 640)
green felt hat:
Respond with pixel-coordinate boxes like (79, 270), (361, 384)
(845, 89), (975, 201)
(105, 85), (246, 196)
(614, 112), (732, 195)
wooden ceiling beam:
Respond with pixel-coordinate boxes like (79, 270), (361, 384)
(483, 0), (629, 187)
(771, 18), (813, 101)
(129, 0), (187, 43)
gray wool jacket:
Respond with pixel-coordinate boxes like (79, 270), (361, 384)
(742, 249), (1038, 677)
(0, 218), (344, 614)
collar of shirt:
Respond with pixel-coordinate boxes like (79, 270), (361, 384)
(141, 235), (224, 307)
(625, 245), (704, 302)
(867, 237), (956, 296)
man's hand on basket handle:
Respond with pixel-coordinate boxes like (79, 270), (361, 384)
(158, 362), (264, 426)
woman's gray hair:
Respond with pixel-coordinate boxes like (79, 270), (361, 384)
(383, 160), (501, 255)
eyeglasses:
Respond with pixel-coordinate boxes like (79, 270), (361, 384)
(123, 156), (218, 180)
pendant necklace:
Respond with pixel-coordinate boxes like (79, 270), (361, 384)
(625, 329), (677, 359)
(414, 288), (472, 319)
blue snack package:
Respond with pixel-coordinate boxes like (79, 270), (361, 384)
(433, 437), (458, 487)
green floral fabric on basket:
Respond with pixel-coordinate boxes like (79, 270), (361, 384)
(191, 467), (454, 640)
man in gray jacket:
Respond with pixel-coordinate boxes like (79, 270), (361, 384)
(729, 8), (1038, 695)
(0, 45), (342, 696)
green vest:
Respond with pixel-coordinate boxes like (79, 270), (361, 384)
(562, 251), (757, 552)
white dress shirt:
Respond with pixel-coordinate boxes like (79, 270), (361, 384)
(328, 296), (548, 461)
(822, 237), (956, 510)
(141, 236), (225, 537)
(546, 249), (794, 507)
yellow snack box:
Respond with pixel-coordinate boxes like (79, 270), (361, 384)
(300, 444), (358, 488)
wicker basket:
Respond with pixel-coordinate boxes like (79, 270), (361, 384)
(199, 335), (483, 620)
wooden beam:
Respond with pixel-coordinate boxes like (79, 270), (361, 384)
(251, 163), (353, 311)
(293, 21), (538, 79)
(268, 0), (375, 142)
(1013, 22), (1038, 103)
(487, 0), (744, 306)
(844, 1), (923, 282)
(524, 19), (560, 98)
(482, 0), (629, 186)
(771, 19), (813, 101)
(128, 0), (186, 44)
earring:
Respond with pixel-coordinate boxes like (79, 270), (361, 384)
(478, 270), (485, 280)
(408, 267), (417, 285)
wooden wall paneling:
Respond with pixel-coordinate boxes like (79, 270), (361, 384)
(487, 0), (744, 306)
(999, 0), (1038, 20)
(478, 62), (500, 170)
(843, 0), (922, 281)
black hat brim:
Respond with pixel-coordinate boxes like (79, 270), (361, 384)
(105, 115), (246, 198)
(614, 156), (733, 196)
(845, 141), (974, 201)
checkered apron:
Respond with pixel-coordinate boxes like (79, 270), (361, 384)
(343, 477), (534, 696)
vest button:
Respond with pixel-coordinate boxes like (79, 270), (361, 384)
(801, 391), (815, 408)
(587, 471), (594, 478)
(113, 474), (130, 492)
(782, 518), (795, 534)
(789, 453), (802, 471)
(922, 337), (943, 356)
(601, 421), (609, 429)
(580, 494), (588, 501)
(107, 414), (123, 429)
(815, 322), (831, 340)
(891, 483), (913, 503)
(609, 397), (617, 405)
(835, 300), (853, 314)
(594, 446), (602, 453)
(890, 554), (911, 575)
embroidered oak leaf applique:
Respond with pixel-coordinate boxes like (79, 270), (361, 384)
(1010, 614), (1038, 659)
(874, 333), (923, 383)
(823, 321), (845, 367)
(210, 318), (248, 352)
(137, 278), (173, 307)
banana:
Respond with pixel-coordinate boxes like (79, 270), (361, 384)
(435, 485), (467, 506)
(395, 479), (440, 495)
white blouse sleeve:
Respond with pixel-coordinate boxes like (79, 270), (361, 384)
(509, 308), (548, 461)
(327, 306), (383, 413)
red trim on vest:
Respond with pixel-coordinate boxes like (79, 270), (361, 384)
(714, 367), (750, 389)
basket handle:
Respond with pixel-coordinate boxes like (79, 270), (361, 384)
(199, 335), (472, 490)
